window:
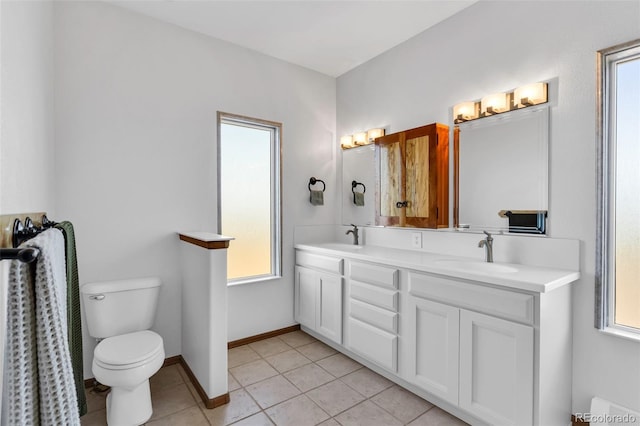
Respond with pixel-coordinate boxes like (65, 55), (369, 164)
(596, 39), (640, 338)
(218, 112), (281, 283)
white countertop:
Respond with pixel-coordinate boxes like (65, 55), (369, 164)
(295, 243), (580, 293)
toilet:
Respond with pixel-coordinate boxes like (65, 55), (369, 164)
(81, 277), (165, 426)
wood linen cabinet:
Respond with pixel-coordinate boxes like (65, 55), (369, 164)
(375, 123), (449, 228)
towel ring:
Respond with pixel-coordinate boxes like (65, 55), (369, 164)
(352, 181), (366, 204)
(351, 181), (365, 194)
(308, 177), (326, 192)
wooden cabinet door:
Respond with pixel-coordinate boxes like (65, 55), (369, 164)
(294, 266), (317, 329)
(459, 310), (534, 426)
(405, 126), (436, 227)
(375, 123), (448, 228)
(405, 132), (431, 220)
(408, 297), (460, 405)
(376, 132), (405, 226)
(317, 274), (343, 344)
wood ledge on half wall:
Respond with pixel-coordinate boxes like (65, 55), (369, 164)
(177, 231), (234, 250)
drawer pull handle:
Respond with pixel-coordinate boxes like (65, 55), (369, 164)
(89, 294), (105, 301)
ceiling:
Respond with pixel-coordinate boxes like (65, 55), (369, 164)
(108, 1), (477, 77)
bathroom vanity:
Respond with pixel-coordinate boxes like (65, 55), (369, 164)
(294, 242), (579, 426)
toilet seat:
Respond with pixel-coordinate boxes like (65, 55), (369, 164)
(94, 330), (163, 370)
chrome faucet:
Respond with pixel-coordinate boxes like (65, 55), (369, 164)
(346, 224), (359, 245)
(478, 230), (494, 263)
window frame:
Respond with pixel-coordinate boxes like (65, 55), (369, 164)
(596, 39), (640, 340)
(217, 111), (282, 284)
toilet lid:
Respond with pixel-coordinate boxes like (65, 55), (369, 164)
(95, 330), (163, 368)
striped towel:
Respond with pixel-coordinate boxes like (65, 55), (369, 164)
(3, 229), (80, 426)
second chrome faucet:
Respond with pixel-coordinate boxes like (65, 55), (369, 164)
(478, 230), (494, 262)
(346, 224), (359, 245)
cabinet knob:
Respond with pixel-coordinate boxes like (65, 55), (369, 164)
(396, 201), (408, 208)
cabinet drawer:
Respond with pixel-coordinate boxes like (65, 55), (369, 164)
(348, 318), (397, 372)
(350, 280), (398, 312)
(296, 251), (343, 275)
(350, 261), (398, 289)
(408, 272), (535, 325)
(350, 299), (398, 334)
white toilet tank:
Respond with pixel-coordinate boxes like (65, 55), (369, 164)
(81, 277), (162, 339)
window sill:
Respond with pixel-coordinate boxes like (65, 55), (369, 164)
(228, 275), (282, 287)
(599, 326), (640, 343)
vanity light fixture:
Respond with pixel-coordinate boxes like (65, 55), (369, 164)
(453, 101), (480, 124)
(341, 128), (386, 149)
(340, 135), (354, 149)
(513, 82), (548, 108)
(452, 81), (549, 123)
(480, 92), (510, 116)
(367, 128), (385, 142)
(353, 132), (367, 146)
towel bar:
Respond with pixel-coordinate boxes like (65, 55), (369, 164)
(0, 247), (39, 263)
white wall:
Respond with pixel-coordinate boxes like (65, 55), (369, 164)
(336, 0), (640, 414)
(0, 0), (55, 215)
(53, 1), (336, 377)
(0, 0), (55, 415)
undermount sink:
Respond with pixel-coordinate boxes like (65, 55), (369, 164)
(433, 259), (518, 274)
(320, 243), (364, 251)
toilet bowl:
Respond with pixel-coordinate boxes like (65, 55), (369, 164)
(93, 331), (164, 426)
(81, 277), (164, 426)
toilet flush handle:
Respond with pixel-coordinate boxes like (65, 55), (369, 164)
(88, 294), (105, 301)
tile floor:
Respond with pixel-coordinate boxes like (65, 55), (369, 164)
(81, 330), (469, 426)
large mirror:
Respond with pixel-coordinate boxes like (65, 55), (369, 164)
(342, 145), (376, 226)
(341, 106), (550, 234)
(454, 106), (549, 233)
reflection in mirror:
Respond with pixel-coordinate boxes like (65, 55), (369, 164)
(342, 145), (375, 226)
(454, 106), (549, 233)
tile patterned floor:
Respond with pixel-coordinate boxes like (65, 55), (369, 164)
(81, 331), (469, 426)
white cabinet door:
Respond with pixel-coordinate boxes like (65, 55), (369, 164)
(459, 310), (534, 426)
(408, 297), (460, 406)
(294, 266), (343, 345)
(295, 266), (317, 329)
(317, 274), (343, 344)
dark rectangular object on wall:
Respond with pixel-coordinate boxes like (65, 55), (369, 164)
(501, 210), (547, 234)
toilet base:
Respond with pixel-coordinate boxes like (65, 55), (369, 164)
(106, 380), (152, 426)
